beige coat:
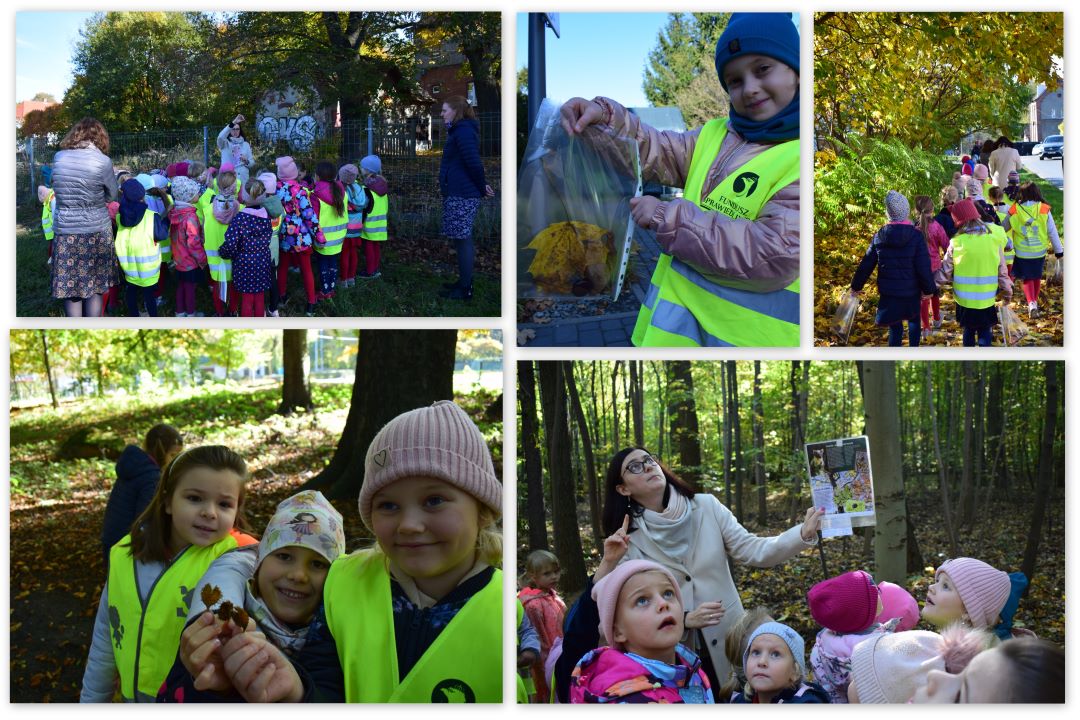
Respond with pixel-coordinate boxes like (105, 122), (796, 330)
(595, 97), (800, 293)
(623, 493), (813, 685)
(988, 146), (1022, 189)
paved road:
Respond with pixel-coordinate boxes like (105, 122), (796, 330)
(1021, 154), (1063, 189)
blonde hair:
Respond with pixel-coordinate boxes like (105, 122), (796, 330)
(940, 185), (959, 207)
(243, 177), (266, 204)
(987, 185), (1004, 204)
(217, 170), (237, 193)
(476, 506), (502, 567)
(719, 607), (774, 701)
(520, 549), (559, 587)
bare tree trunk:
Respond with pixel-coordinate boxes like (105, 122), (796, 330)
(277, 329), (313, 415)
(1021, 362), (1060, 582)
(565, 361), (602, 552)
(959, 362), (975, 526)
(652, 362), (666, 458)
(729, 361), (744, 519)
(518, 361), (548, 553)
(926, 364), (960, 557)
(752, 361), (767, 524)
(862, 362), (906, 584)
(722, 362), (733, 508)
(40, 330), (58, 409)
(630, 361), (645, 448)
(611, 361), (621, 451)
(667, 361), (702, 482)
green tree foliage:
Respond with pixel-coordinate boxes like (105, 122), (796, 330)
(418, 13), (502, 116)
(643, 13), (730, 129)
(64, 12), (220, 131)
(18, 104), (70, 140)
(815, 12), (1061, 152)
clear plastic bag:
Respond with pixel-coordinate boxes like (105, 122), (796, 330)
(998, 303), (1029, 346)
(1044, 254), (1063, 286)
(830, 290), (860, 343)
(517, 99), (642, 300)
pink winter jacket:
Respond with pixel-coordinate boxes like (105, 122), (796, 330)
(168, 205), (207, 272)
(594, 97), (799, 293)
(922, 218), (950, 272)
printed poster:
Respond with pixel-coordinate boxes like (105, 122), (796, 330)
(805, 435), (875, 538)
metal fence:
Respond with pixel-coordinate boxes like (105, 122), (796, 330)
(17, 114), (501, 247)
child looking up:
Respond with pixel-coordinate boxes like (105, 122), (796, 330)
(912, 637), (1064, 703)
(323, 401), (505, 702)
(81, 446), (257, 702)
(717, 606), (773, 702)
(922, 557), (1031, 641)
(732, 622), (829, 703)
(571, 560), (713, 704)
(518, 549), (566, 703)
(562, 13), (801, 347)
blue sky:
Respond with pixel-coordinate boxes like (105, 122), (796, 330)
(15, 12), (95, 102)
(515, 13), (669, 108)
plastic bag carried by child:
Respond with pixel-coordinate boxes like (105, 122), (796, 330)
(831, 290), (861, 343)
(517, 99), (641, 300)
(998, 303), (1029, 346)
(1044, 254), (1063, 286)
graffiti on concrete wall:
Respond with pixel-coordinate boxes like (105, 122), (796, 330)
(257, 87), (328, 151)
(257, 115), (320, 151)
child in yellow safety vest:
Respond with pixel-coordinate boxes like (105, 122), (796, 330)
(38, 185), (56, 263)
(1002, 182), (1063, 319)
(358, 155), (389, 279)
(81, 446), (258, 702)
(323, 401), (508, 702)
(311, 161), (349, 300)
(560, 13), (800, 347)
(114, 178), (170, 317)
(206, 166), (242, 316)
(159, 490), (347, 702)
(934, 198), (1013, 347)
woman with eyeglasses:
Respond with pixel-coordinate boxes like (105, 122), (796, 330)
(575, 447), (824, 700)
(217, 114), (255, 185)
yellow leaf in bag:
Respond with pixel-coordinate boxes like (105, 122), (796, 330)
(526, 221), (613, 294)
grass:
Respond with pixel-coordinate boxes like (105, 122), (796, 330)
(15, 204), (500, 317)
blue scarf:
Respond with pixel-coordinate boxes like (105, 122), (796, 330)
(727, 94), (799, 144)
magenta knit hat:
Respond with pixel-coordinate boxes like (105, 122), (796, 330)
(808, 570), (880, 633)
(849, 626), (990, 703)
(358, 401), (500, 529)
(937, 558), (1010, 628)
(876, 581), (920, 632)
(276, 156), (299, 182)
(592, 560), (683, 648)
(949, 198), (981, 226)
(220, 161), (235, 174)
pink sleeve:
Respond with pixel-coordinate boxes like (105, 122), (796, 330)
(188, 217), (207, 266)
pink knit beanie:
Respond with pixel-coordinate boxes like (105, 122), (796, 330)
(220, 161), (235, 174)
(973, 163), (989, 181)
(808, 570), (880, 633)
(937, 558), (1010, 628)
(258, 172), (277, 197)
(849, 626), (990, 703)
(876, 581), (920, 632)
(592, 560), (682, 647)
(358, 401), (500, 529)
(276, 156), (299, 181)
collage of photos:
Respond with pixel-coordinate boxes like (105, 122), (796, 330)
(6, 6), (1069, 710)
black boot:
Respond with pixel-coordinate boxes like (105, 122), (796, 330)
(440, 284), (472, 300)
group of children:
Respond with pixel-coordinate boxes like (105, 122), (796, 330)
(517, 552), (1064, 703)
(849, 161), (1063, 346)
(41, 154), (391, 317)
(84, 400), (507, 703)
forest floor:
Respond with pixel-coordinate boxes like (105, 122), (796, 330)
(8, 383), (499, 702)
(523, 484), (1065, 655)
(15, 204), (500, 318)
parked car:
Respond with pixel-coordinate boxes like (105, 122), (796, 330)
(1040, 135), (1063, 160)
(1031, 142), (1044, 157)
(1013, 140), (1037, 156)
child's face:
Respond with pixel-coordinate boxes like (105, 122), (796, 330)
(166, 467), (241, 548)
(912, 646), (1007, 703)
(531, 565), (561, 592)
(371, 476), (480, 595)
(612, 570), (684, 663)
(255, 545), (330, 625)
(745, 634), (798, 697)
(723, 53), (798, 122)
(922, 570), (966, 627)
(163, 443), (184, 468)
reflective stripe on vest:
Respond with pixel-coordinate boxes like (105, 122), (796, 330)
(42, 190), (55, 240)
(632, 119), (799, 347)
(951, 230), (1001, 309)
(314, 193), (348, 256)
(202, 200), (240, 282)
(1009, 202), (1050, 259)
(360, 192), (388, 242)
(114, 212), (161, 287)
(324, 548), (503, 702)
(108, 533), (239, 701)
(987, 222), (1013, 264)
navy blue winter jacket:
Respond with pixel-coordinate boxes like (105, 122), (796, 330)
(850, 222), (936, 299)
(439, 118), (487, 198)
(101, 445), (160, 568)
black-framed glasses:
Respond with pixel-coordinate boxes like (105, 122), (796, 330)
(624, 455), (659, 474)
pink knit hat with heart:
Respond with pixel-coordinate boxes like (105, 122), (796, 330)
(937, 558), (1010, 628)
(592, 560), (682, 648)
(808, 570), (880, 633)
(876, 581), (920, 632)
(358, 401), (500, 529)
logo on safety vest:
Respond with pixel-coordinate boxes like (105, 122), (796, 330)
(731, 172), (759, 198)
(432, 678), (475, 703)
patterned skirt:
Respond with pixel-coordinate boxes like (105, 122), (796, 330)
(51, 229), (119, 300)
(441, 196), (482, 240)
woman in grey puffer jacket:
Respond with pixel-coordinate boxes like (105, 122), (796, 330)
(50, 117), (118, 316)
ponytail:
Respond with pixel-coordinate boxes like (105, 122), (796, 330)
(316, 161), (347, 215)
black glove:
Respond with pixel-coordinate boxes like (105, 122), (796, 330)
(1055, 252), (1063, 259)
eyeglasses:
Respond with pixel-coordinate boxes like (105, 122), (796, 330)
(624, 455), (659, 475)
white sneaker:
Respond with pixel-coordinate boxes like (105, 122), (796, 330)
(1028, 301), (1040, 318)
(267, 310), (280, 318)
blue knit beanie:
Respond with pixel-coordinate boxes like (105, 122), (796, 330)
(714, 13), (800, 92)
(743, 621), (806, 679)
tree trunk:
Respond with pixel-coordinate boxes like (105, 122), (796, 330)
(1021, 362), (1060, 582)
(926, 364), (960, 557)
(611, 361), (621, 452)
(667, 361), (702, 481)
(652, 362), (666, 458)
(565, 361), (602, 552)
(729, 361), (744, 519)
(861, 362), (906, 584)
(277, 329), (313, 415)
(752, 361), (767, 525)
(304, 330), (457, 499)
(630, 361), (645, 448)
(518, 361), (548, 553)
(40, 330), (58, 410)
(538, 362), (588, 597)
(959, 362), (975, 526)
(722, 361), (733, 508)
